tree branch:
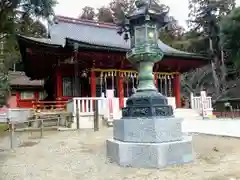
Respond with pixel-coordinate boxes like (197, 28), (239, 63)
(212, 82), (238, 104)
(181, 79), (195, 94)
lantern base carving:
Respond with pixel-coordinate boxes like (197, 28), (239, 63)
(122, 90), (173, 117)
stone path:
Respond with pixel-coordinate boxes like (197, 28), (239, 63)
(1, 128), (240, 180)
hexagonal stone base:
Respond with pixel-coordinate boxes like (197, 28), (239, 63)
(106, 136), (193, 168)
(113, 117), (183, 143)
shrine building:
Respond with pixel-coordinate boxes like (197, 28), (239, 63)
(16, 16), (209, 109)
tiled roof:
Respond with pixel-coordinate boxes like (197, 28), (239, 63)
(8, 71), (44, 86)
(17, 16), (207, 59)
(48, 16), (194, 57)
(50, 17), (128, 49)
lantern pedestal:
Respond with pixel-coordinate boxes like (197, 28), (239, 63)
(106, 116), (193, 168)
(107, 137), (193, 169)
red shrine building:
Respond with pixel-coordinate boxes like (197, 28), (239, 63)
(6, 71), (45, 108)
(16, 16), (209, 109)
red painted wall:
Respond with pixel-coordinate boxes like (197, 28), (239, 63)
(7, 95), (17, 108)
(17, 99), (35, 108)
(8, 90), (42, 108)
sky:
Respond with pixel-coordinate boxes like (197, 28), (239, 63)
(54, 0), (240, 29)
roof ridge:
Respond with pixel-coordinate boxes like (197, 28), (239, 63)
(56, 16), (117, 29)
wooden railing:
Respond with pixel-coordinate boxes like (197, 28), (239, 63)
(65, 97), (178, 121)
(190, 93), (212, 110)
(32, 100), (68, 111)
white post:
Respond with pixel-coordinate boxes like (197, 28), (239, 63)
(100, 93), (105, 114)
(106, 89), (114, 124)
(200, 91), (207, 118)
(190, 93), (194, 109)
(72, 98), (77, 129)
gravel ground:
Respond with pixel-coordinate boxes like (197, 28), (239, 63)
(1, 128), (240, 180)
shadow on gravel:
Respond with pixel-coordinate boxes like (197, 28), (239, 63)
(0, 130), (60, 180)
(0, 150), (13, 180)
(0, 131), (13, 180)
(19, 141), (39, 147)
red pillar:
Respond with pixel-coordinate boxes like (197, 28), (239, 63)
(90, 70), (96, 97)
(118, 72), (124, 109)
(16, 92), (20, 107)
(34, 92), (39, 100)
(154, 73), (158, 90)
(90, 70), (96, 112)
(56, 71), (63, 98)
(174, 73), (181, 108)
(55, 71), (63, 109)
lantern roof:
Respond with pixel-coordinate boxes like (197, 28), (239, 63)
(17, 16), (208, 60)
(124, 0), (169, 28)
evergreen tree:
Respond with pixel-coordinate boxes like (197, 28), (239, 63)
(220, 7), (240, 68)
(0, 0), (55, 106)
(97, 6), (114, 23)
(179, 0), (236, 103)
(79, 6), (95, 20)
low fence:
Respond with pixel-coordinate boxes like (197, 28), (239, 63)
(190, 91), (213, 116)
(66, 93), (213, 119)
(66, 97), (177, 120)
(66, 99), (102, 129)
(4, 112), (72, 149)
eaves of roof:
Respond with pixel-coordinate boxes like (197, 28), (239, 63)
(16, 35), (63, 48)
